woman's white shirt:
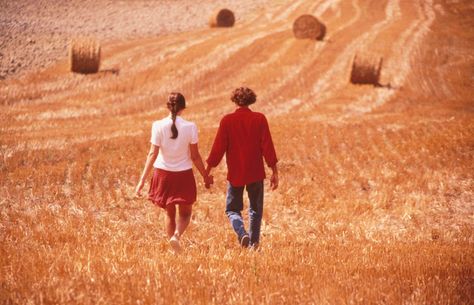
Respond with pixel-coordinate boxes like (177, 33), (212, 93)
(150, 116), (198, 171)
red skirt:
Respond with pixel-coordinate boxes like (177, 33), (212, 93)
(148, 168), (197, 209)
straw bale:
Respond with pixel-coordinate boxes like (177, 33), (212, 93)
(69, 38), (101, 74)
(209, 9), (235, 27)
(350, 53), (383, 86)
(293, 15), (326, 40)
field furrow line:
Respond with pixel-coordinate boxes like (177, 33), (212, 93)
(0, 2), (298, 107)
(306, 0), (401, 107)
(344, 0), (436, 116)
(84, 1), (278, 73)
(187, 0), (342, 106)
(49, 0), (316, 117)
(1, 1), (328, 123)
(263, 0), (395, 118)
(117, 0), (312, 71)
(146, 0), (322, 97)
(263, 0), (397, 117)
(262, 0), (363, 116)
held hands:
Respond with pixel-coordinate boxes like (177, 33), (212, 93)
(204, 175), (214, 189)
(204, 166), (214, 189)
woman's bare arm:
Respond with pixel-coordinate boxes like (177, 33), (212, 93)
(135, 144), (159, 196)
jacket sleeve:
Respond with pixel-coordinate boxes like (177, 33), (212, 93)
(206, 118), (228, 167)
(260, 115), (278, 167)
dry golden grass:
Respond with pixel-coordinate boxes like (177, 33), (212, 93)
(1, 0), (473, 304)
(1, 115), (473, 304)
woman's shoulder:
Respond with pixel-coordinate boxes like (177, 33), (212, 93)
(179, 117), (197, 128)
(153, 116), (171, 125)
(152, 117), (171, 132)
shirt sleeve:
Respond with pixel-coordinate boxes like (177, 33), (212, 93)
(190, 123), (198, 144)
(260, 115), (278, 167)
(150, 122), (161, 146)
(206, 118), (228, 167)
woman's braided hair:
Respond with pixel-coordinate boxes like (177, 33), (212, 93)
(167, 92), (186, 139)
(231, 87), (256, 106)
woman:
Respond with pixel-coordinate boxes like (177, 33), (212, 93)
(135, 92), (212, 251)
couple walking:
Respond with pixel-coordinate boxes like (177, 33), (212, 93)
(135, 87), (278, 251)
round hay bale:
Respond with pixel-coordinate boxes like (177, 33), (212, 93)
(69, 38), (101, 74)
(209, 8), (235, 27)
(350, 53), (383, 86)
(293, 15), (326, 40)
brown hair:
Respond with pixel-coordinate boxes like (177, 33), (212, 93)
(231, 87), (256, 106)
(167, 92), (186, 139)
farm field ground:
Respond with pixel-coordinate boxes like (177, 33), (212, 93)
(1, 0), (473, 304)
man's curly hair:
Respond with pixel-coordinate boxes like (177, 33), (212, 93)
(231, 87), (256, 106)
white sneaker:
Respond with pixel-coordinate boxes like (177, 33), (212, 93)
(169, 235), (181, 252)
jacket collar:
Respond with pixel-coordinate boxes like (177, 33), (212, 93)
(235, 107), (251, 113)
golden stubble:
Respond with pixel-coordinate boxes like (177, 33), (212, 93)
(1, 0), (473, 304)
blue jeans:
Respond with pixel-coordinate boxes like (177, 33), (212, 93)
(225, 180), (264, 246)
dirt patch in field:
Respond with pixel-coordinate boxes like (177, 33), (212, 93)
(0, 0), (270, 80)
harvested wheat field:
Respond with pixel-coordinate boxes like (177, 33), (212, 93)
(1, 0), (473, 304)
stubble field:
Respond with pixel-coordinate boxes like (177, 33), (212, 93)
(1, 0), (473, 304)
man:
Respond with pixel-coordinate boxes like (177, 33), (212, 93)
(206, 87), (278, 248)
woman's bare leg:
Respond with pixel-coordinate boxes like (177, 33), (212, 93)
(176, 204), (193, 238)
(165, 204), (177, 239)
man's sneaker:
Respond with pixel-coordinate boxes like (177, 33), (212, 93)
(240, 234), (250, 248)
(250, 242), (259, 251)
